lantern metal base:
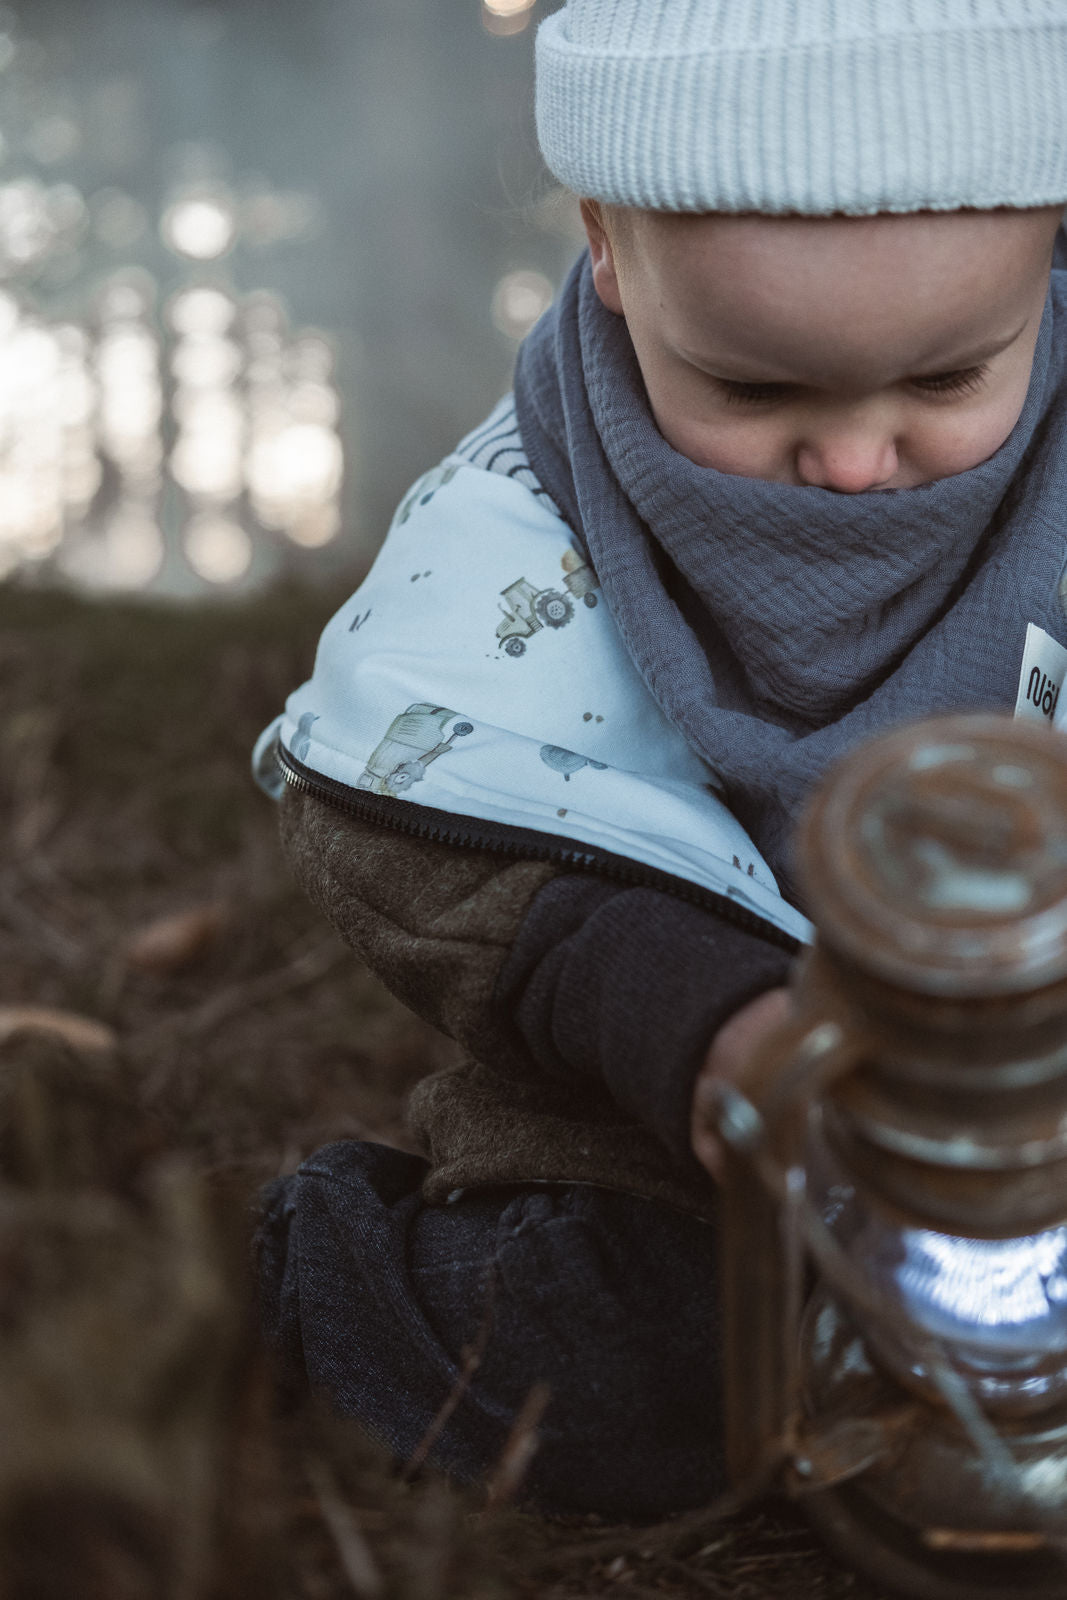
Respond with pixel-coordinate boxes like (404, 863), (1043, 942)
(803, 1478), (1067, 1600)
(796, 1290), (1067, 1596)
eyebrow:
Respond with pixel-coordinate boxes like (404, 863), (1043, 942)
(683, 317), (1032, 386)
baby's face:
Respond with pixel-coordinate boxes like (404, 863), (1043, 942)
(582, 201), (1063, 491)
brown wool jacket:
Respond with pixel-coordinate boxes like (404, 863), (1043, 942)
(279, 787), (721, 1221)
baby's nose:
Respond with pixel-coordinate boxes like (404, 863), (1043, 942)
(795, 430), (899, 493)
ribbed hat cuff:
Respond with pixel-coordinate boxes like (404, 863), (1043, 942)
(536, 18), (1067, 214)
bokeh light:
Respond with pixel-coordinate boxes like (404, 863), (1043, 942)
(0, 0), (564, 594)
(481, 0), (536, 36)
(167, 286), (235, 339)
(491, 268), (554, 339)
(169, 283), (244, 506)
(247, 422), (343, 528)
(243, 298), (344, 551)
(0, 299), (74, 569)
(170, 398), (245, 500)
(56, 499), (164, 591)
(97, 500), (165, 588)
(184, 511), (252, 584)
(161, 189), (237, 261)
(95, 280), (164, 484)
(0, 179), (88, 277)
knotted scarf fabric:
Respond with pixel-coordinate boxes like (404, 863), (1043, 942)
(514, 252), (1067, 892)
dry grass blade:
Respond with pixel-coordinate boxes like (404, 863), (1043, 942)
(402, 1269), (497, 1483)
(126, 902), (230, 973)
(530, 1453), (787, 1576)
(304, 1455), (385, 1599)
(657, 1554), (738, 1597)
(485, 1381), (551, 1508)
(0, 1005), (117, 1054)
(395, 1479), (465, 1600)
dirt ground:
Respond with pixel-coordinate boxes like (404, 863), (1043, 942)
(0, 579), (884, 1599)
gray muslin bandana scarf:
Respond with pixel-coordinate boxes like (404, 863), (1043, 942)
(514, 252), (1067, 894)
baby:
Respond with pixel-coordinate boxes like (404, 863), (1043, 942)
(255, 0), (1067, 1521)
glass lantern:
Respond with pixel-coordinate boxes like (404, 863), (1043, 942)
(713, 713), (1067, 1600)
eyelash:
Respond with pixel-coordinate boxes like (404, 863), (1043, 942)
(717, 364), (991, 407)
(910, 364), (990, 398)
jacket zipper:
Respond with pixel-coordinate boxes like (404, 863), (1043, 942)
(276, 744), (802, 957)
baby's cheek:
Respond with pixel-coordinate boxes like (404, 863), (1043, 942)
(659, 410), (794, 481)
(909, 394), (1029, 481)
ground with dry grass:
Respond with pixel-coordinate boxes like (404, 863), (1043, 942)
(0, 580), (882, 1598)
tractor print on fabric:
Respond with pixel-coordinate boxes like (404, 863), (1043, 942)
(357, 703), (474, 797)
(540, 745), (609, 781)
(396, 462), (461, 525)
(496, 546), (599, 657)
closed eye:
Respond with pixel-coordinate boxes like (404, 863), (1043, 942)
(908, 363), (989, 399)
(716, 362), (991, 407)
(717, 379), (795, 407)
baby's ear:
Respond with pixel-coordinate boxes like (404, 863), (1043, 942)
(579, 198), (626, 315)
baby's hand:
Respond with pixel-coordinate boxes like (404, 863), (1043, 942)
(690, 988), (792, 1181)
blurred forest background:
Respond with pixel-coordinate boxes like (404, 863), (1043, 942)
(0, 0), (584, 597)
(0, 3), (884, 1596)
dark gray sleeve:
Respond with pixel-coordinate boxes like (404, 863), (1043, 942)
(494, 876), (795, 1162)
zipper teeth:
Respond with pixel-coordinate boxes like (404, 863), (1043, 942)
(276, 746), (801, 955)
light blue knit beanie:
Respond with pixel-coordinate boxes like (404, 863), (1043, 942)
(535, 0), (1067, 215)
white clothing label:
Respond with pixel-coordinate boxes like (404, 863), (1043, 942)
(1016, 623), (1067, 724)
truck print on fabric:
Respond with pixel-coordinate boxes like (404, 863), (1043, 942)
(540, 745), (609, 781)
(496, 547), (600, 657)
(357, 704), (474, 798)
